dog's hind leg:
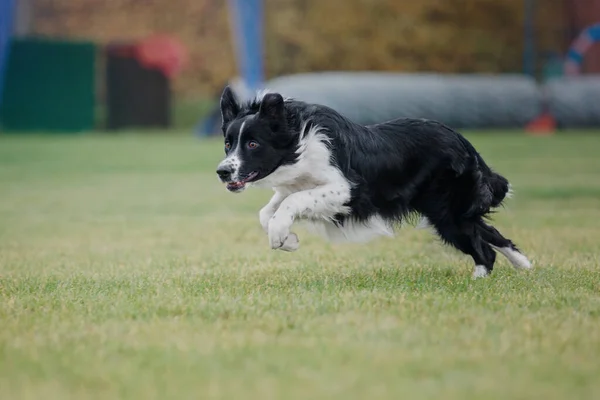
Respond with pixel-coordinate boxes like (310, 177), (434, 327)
(477, 221), (531, 270)
(431, 219), (497, 278)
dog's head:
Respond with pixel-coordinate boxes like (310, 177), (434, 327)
(215, 86), (297, 193)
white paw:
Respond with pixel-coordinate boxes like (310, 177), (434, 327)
(268, 216), (292, 250)
(472, 265), (489, 279)
(492, 246), (532, 270)
(279, 232), (300, 252)
(509, 251), (532, 270)
(259, 206), (275, 233)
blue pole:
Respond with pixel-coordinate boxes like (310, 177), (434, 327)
(0, 0), (16, 109)
(195, 0), (264, 137)
(523, 0), (536, 78)
(227, 0), (264, 92)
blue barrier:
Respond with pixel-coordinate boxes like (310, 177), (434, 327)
(0, 0), (16, 110)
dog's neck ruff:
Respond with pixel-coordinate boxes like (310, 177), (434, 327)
(253, 123), (394, 243)
(252, 123), (338, 191)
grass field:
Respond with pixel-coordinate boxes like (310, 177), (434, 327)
(1, 131), (600, 400)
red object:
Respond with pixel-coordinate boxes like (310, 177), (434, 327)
(525, 113), (556, 135)
(135, 35), (187, 78)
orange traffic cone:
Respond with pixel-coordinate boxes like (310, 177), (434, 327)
(525, 112), (556, 135)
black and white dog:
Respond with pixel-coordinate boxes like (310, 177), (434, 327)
(215, 86), (531, 278)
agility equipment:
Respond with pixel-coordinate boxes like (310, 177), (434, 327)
(564, 23), (600, 76)
(1, 38), (95, 132)
(544, 76), (600, 128)
(198, 72), (543, 135)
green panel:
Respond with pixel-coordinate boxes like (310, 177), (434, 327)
(0, 37), (96, 132)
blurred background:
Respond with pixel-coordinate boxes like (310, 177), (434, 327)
(0, 0), (599, 135)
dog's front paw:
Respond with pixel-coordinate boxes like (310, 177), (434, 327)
(259, 206), (274, 233)
(268, 216), (291, 250)
(279, 232), (300, 252)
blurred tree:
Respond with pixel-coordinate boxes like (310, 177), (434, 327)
(32, 0), (566, 98)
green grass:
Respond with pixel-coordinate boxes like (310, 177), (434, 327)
(1, 131), (600, 400)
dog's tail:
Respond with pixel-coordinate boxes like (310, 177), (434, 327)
(485, 168), (511, 208)
(455, 135), (510, 218)
(436, 123), (512, 218)
(464, 153), (510, 218)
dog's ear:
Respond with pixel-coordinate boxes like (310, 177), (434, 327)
(220, 86), (240, 127)
(258, 93), (284, 121)
(259, 93), (293, 146)
(258, 92), (286, 132)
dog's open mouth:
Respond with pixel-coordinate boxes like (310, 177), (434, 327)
(226, 171), (258, 192)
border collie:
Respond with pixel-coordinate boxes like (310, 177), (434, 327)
(215, 86), (532, 278)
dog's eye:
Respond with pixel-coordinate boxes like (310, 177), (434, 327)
(247, 141), (259, 149)
(224, 142), (231, 151)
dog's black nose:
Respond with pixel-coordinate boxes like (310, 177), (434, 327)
(216, 165), (233, 181)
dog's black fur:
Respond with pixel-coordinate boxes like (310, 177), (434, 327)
(216, 87), (530, 276)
